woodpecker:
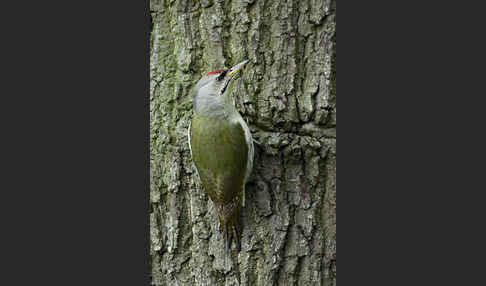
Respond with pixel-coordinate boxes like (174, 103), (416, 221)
(188, 60), (253, 255)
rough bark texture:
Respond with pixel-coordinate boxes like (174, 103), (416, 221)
(150, 0), (336, 285)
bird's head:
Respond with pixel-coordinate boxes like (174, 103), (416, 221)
(193, 60), (249, 105)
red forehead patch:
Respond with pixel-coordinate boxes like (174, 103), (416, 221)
(207, 70), (225, 75)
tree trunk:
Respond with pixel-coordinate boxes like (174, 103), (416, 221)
(150, 0), (336, 285)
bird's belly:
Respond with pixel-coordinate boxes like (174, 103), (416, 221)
(190, 116), (248, 204)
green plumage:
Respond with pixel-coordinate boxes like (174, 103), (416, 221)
(190, 114), (248, 233)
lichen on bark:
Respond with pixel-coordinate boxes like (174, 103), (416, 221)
(150, 0), (336, 285)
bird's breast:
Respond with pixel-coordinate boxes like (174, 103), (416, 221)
(189, 114), (248, 204)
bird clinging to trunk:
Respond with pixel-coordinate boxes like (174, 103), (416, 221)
(188, 60), (253, 255)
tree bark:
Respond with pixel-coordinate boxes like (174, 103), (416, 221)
(150, 0), (336, 285)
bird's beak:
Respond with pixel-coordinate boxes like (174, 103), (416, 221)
(227, 60), (249, 78)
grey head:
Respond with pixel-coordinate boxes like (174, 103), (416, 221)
(193, 60), (249, 118)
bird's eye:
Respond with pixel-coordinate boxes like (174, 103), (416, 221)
(216, 70), (227, 81)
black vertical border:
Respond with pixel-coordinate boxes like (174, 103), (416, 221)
(339, 0), (486, 285)
(1, 0), (151, 284)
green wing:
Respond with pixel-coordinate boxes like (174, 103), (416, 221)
(189, 114), (248, 205)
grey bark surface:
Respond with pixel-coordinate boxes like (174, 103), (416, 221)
(150, 0), (336, 285)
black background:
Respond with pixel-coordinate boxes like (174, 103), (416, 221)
(1, 0), (485, 285)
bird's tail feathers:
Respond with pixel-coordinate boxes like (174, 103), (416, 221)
(218, 207), (241, 256)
